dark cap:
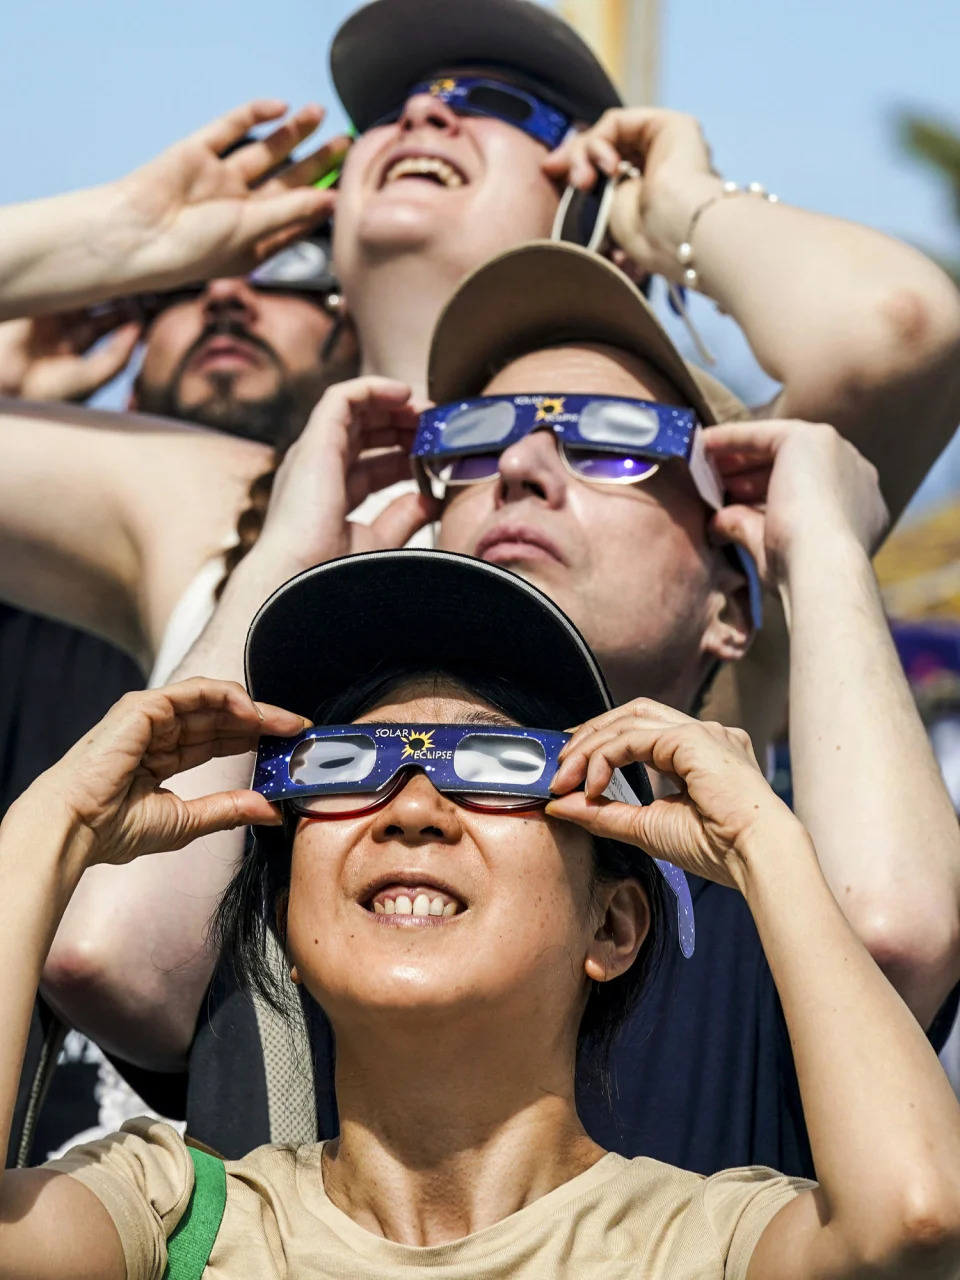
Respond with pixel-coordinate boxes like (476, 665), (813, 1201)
(330, 0), (622, 132)
(245, 548), (617, 729)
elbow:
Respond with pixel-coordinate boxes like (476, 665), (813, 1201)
(854, 1187), (960, 1277)
(794, 278), (960, 418)
(851, 900), (960, 1020)
(42, 933), (191, 1072)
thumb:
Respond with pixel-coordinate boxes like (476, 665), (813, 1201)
(369, 491), (442, 548)
(166, 789), (281, 850)
(78, 322), (142, 392)
(709, 506), (768, 579)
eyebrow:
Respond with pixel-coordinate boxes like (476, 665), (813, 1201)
(458, 707), (519, 728)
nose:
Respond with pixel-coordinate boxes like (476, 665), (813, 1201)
(200, 277), (260, 326)
(496, 429), (567, 509)
(398, 92), (462, 136)
(371, 771), (463, 846)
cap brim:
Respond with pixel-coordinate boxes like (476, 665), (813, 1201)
(245, 548), (615, 729)
(331, 0), (622, 131)
(427, 240), (747, 426)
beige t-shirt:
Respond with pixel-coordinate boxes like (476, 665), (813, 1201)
(47, 1117), (812, 1279)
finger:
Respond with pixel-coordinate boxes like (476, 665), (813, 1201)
(148, 679), (308, 738)
(194, 99), (290, 155)
(718, 467), (770, 503)
(552, 716), (687, 796)
(541, 134), (577, 178)
(164, 789), (283, 849)
(229, 104), (325, 183)
(243, 188), (336, 255)
(546, 789), (692, 857)
(559, 700), (695, 760)
(702, 421), (791, 461)
(708, 506), (768, 577)
(272, 135), (351, 189)
(345, 449), (414, 509)
(73, 322), (142, 394)
(368, 490), (441, 547)
(250, 215), (330, 265)
(586, 133), (621, 177)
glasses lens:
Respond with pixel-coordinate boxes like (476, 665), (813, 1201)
(289, 733), (377, 786)
(440, 401), (517, 449)
(453, 734), (547, 787)
(294, 786), (392, 816)
(427, 454), (501, 486)
(463, 83), (534, 124)
(565, 449), (659, 483)
(249, 240), (332, 290)
(578, 400), (662, 449)
(453, 792), (547, 811)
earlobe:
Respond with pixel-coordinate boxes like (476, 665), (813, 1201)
(584, 882), (650, 984)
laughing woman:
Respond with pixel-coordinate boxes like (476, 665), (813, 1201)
(2, 549), (960, 1280)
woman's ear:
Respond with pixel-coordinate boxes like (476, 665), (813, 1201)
(584, 882), (650, 983)
(702, 561), (754, 665)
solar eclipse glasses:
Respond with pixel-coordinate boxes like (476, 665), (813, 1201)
(253, 722), (695, 957)
(412, 394), (724, 508)
(371, 75), (571, 150)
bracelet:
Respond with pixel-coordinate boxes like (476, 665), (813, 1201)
(676, 180), (779, 290)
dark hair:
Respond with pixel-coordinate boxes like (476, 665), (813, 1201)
(215, 665), (665, 1075)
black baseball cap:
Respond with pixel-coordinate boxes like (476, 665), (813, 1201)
(330, 0), (623, 132)
(245, 548), (629, 734)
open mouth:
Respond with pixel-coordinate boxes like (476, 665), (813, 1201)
(381, 153), (467, 189)
(363, 882), (466, 924)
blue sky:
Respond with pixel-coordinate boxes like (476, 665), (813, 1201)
(2, 0), (957, 517)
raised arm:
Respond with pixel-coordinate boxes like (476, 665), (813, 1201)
(0, 100), (341, 321)
(548, 706), (960, 1280)
(706, 419), (960, 1028)
(546, 107), (960, 522)
(0, 680), (305, 1280)
(0, 398), (269, 666)
(42, 378), (438, 1067)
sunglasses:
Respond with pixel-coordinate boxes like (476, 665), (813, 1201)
(132, 240), (341, 323)
(253, 722), (695, 956)
(371, 75), (571, 151)
(412, 394), (724, 508)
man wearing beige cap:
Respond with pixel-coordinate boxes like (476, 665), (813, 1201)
(150, 241), (958, 1179)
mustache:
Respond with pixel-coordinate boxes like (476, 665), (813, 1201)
(172, 317), (285, 385)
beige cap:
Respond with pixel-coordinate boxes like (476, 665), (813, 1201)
(428, 240), (748, 425)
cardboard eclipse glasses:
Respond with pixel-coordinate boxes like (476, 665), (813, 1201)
(253, 722), (695, 957)
(412, 394), (724, 508)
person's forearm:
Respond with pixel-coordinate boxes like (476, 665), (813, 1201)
(740, 822), (960, 1273)
(42, 541), (308, 1068)
(0, 797), (82, 1176)
(785, 533), (960, 1026)
(0, 183), (151, 321)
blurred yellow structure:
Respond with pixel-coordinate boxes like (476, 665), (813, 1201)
(875, 499), (960, 622)
(557, 0), (660, 105)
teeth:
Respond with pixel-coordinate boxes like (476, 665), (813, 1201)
(384, 155), (464, 188)
(369, 886), (465, 918)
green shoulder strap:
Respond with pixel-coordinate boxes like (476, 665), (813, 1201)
(162, 1146), (227, 1280)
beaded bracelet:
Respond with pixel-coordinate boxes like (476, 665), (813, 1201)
(676, 180), (779, 290)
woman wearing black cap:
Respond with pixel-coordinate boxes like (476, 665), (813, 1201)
(0, 550), (959, 1279)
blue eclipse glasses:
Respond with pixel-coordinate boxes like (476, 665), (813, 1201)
(253, 722), (695, 958)
(412, 394), (724, 509)
(371, 76), (571, 151)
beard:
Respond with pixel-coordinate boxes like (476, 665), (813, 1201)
(134, 318), (320, 451)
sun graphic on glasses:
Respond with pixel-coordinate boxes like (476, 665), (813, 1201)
(430, 78), (457, 96)
(534, 397), (566, 421)
(400, 730), (436, 758)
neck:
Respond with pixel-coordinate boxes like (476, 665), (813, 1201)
(350, 251), (470, 398)
(321, 1014), (603, 1246)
